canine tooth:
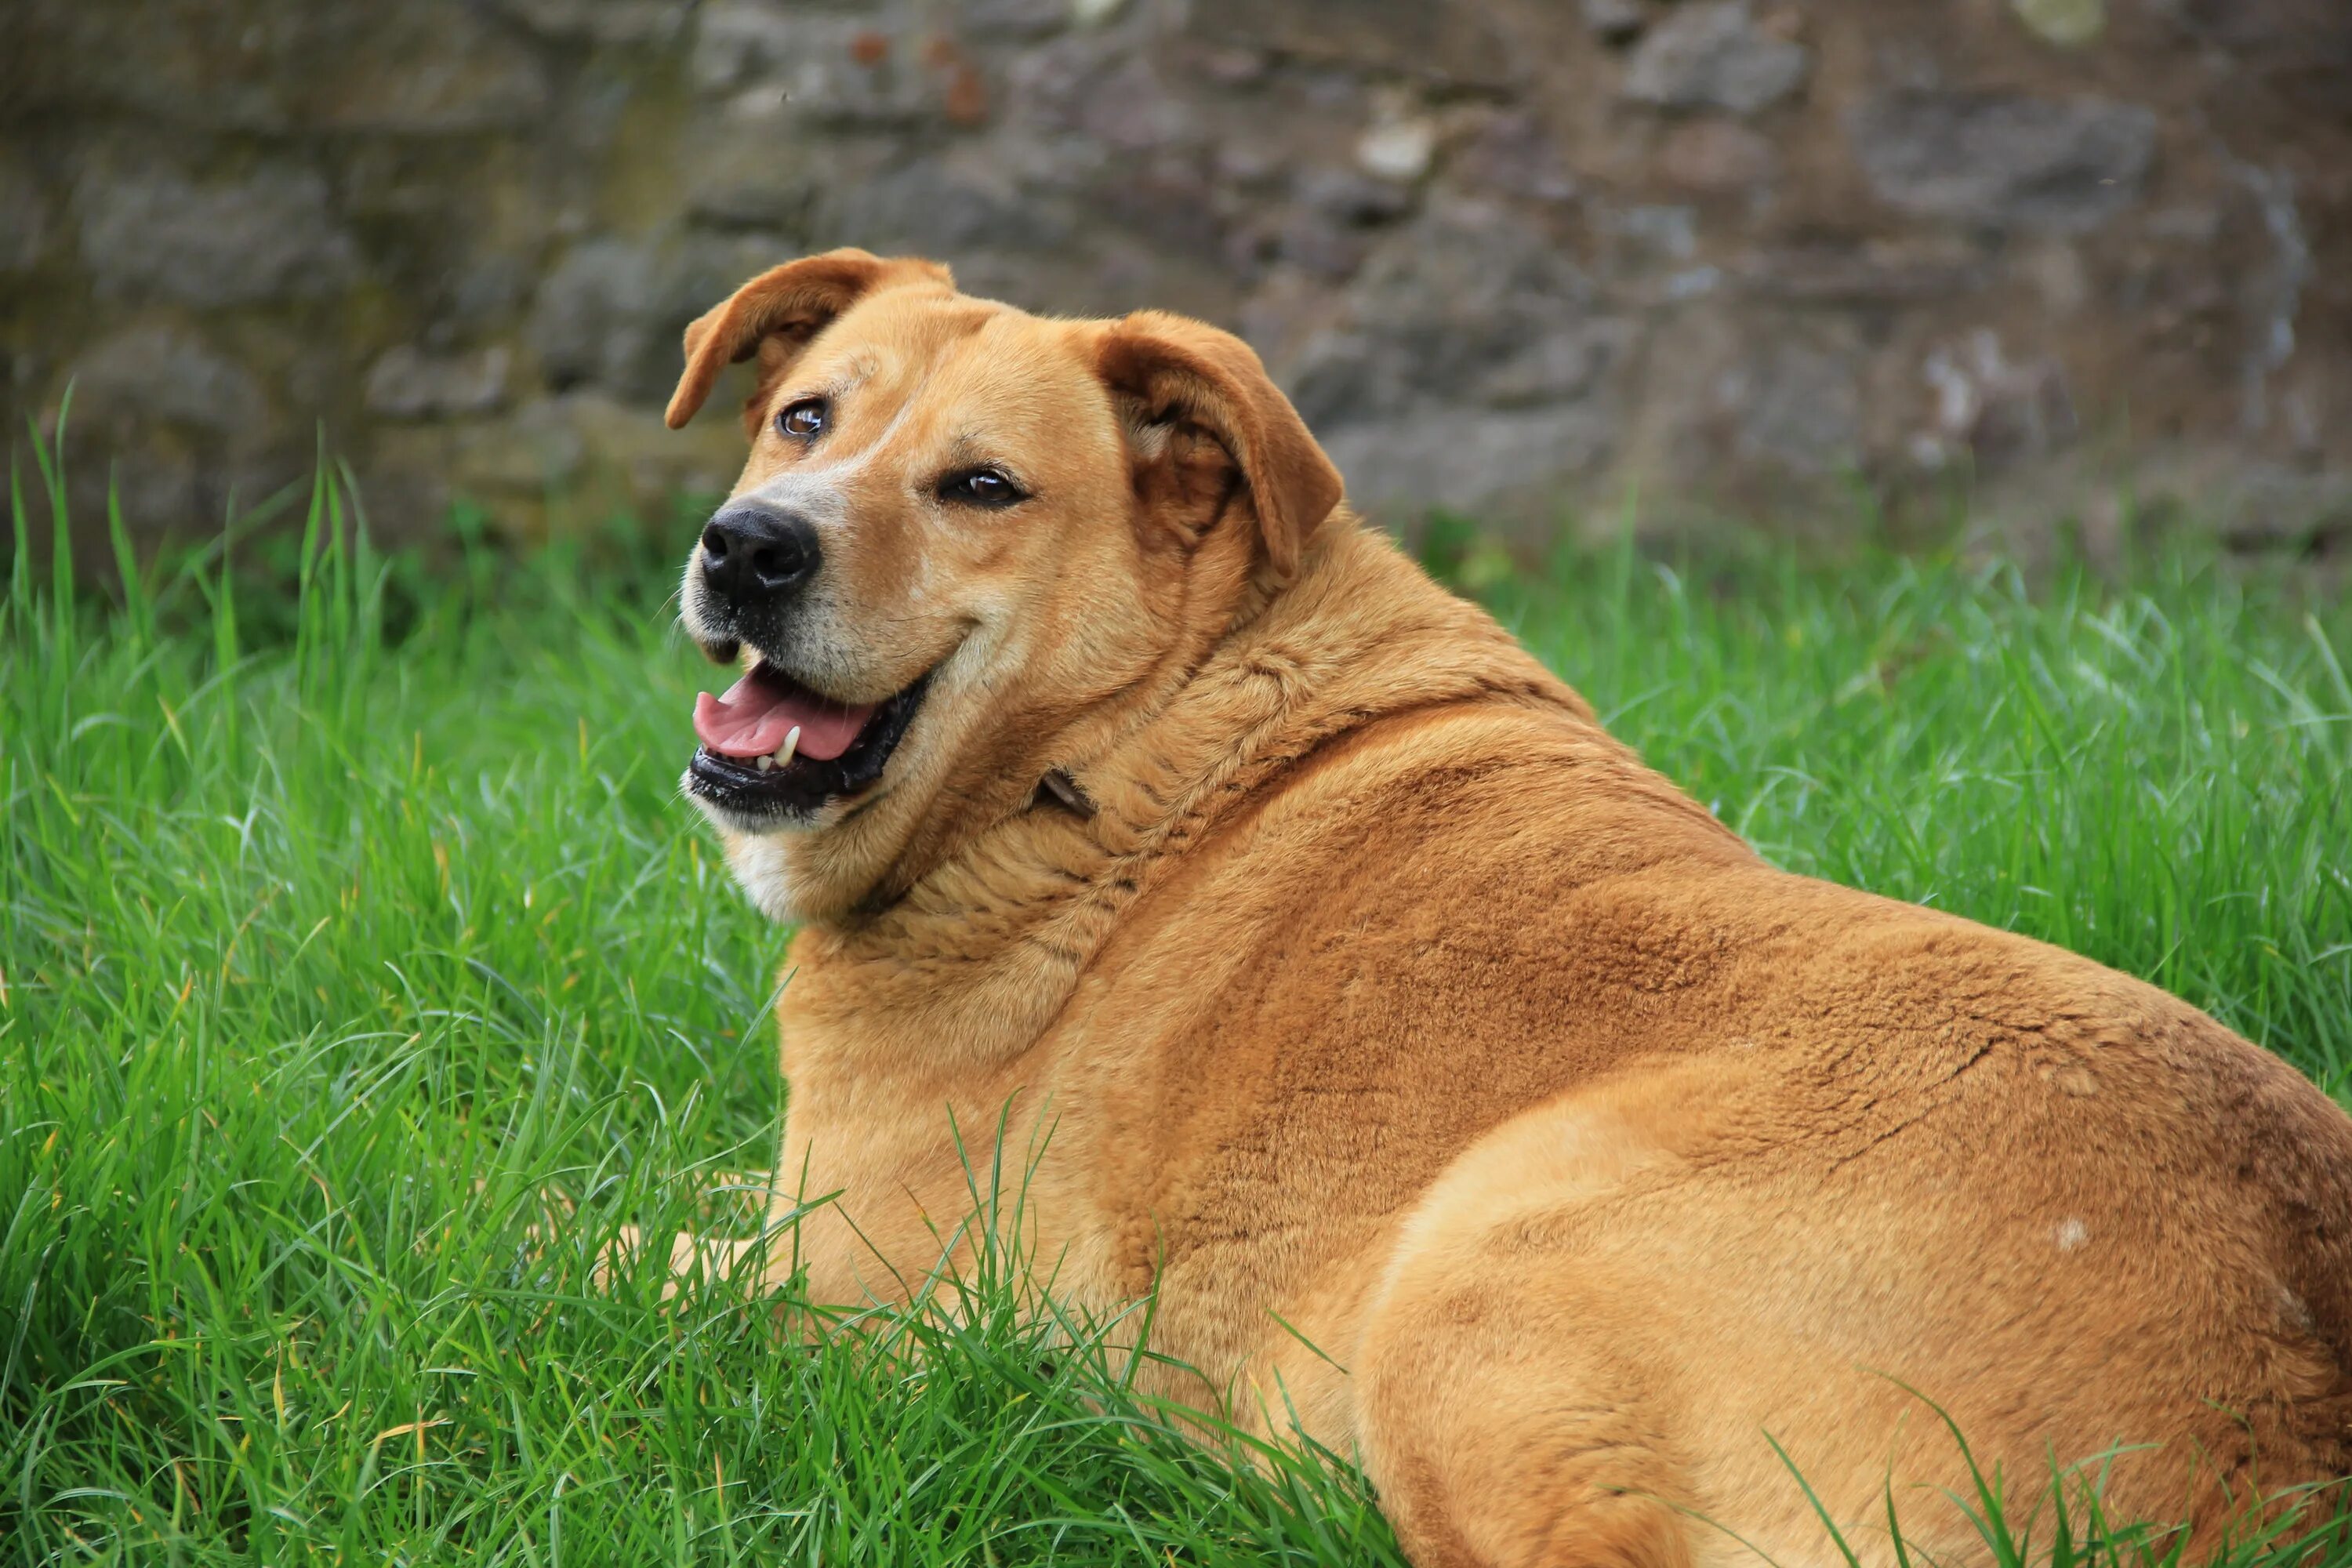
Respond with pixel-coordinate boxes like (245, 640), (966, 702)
(755, 754), (773, 772)
(776, 726), (800, 766)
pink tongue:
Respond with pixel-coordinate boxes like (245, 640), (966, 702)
(692, 667), (876, 762)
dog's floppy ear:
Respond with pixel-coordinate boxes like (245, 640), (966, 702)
(664, 249), (954, 433)
(1096, 311), (1344, 581)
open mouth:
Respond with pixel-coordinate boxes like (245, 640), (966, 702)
(686, 659), (931, 822)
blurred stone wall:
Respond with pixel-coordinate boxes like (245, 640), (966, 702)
(2, 0), (2347, 550)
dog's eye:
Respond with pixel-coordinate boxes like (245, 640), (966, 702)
(775, 399), (827, 440)
(938, 467), (1025, 509)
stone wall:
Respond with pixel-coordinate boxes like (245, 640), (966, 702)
(3, 0), (2347, 551)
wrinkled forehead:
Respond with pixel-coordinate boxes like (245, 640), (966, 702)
(789, 295), (1113, 461)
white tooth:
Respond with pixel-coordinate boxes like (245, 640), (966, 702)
(777, 726), (800, 767)
(755, 755), (773, 771)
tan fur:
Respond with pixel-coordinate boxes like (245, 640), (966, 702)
(664, 252), (2352, 1566)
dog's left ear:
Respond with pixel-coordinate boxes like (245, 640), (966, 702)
(1096, 311), (1344, 581)
(665, 249), (953, 433)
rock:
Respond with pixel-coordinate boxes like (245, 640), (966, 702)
(364, 346), (513, 419)
(1357, 117), (1438, 183)
(1285, 201), (1627, 474)
(313, 3), (554, 132)
(2009, 0), (2103, 47)
(8, 2), (557, 132)
(2175, 0), (2352, 68)
(1323, 404), (1620, 521)
(0, 162), (48, 273)
(1450, 112), (1579, 204)
(77, 163), (358, 307)
(1194, 45), (1269, 85)
(1582, 0), (1649, 45)
(1261, 166), (1402, 281)
(1071, 56), (1196, 152)
(67, 325), (269, 434)
(1624, 2), (1808, 115)
(1076, 158), (1226, 263)
(455, 397), (591, 493)
(688, 169), (822, 234)
(1659, 119), (1776, 193)
(996, 24), (1142, 140)
(1298, 167), (1415, 227)
(966, 0), (1126, 32)
(1187, 0), (1516, 89)
(827, 158), (1060, 256)
(1722, 339), (1862, 474)
(1480, 326), (1624, 409)
(1249, 166), (1411, 280)
(680, 121), (828, 232)
(1603, 203), (1698, 261)
(2017, 241), (2090, 316)
(452, 391), (744, 510)
(0, 0), (296, 130)
(964, 0), (1075, 38)
(691, 3), (809, 93)
(691, 7), (946, 125)
(1846, 92), (2158, 232)
(2198, 463), (2352, 554)
(351, 427), (459, 533)
(1260, 213), (1367, 280)
(1914, 328), (2073, 467)
(497, 0), (690, 45)
(528, 230), (795, 401)
(1737, 244), (1991, 303)
(528, 237), (657, 393)
(442, 256), (539, 328)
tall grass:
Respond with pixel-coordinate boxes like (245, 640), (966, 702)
(4, 430), (2349, 1565)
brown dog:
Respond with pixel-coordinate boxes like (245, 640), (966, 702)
(660, 249), (2352, 1566)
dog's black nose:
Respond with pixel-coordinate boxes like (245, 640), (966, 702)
(699, 505), (819, 608)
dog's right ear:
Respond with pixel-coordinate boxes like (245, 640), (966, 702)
(664, 249), (954, 434)
(1096, 311), (1344, 582)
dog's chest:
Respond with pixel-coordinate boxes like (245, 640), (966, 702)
(769, 944), (1149, 1313)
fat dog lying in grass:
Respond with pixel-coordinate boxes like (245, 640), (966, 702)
(655, 249), (2352, 1566)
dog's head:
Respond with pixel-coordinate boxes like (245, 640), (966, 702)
(666, 249), (1345, 921)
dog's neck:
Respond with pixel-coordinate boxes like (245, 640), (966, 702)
(1066, 523), (1589, 862)
(777, 521), (1595, 1070)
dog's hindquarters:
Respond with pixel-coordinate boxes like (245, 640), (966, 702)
(1338, 1018), (2352, 1568)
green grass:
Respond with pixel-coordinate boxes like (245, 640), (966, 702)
(4, 430), (2350, 1566)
